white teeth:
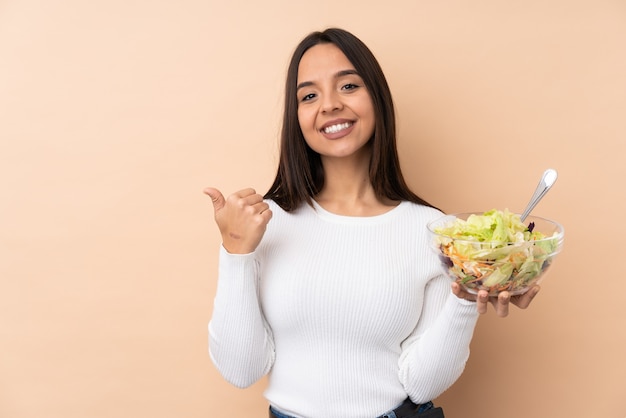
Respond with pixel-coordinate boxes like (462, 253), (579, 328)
(323, 122), (352, 134)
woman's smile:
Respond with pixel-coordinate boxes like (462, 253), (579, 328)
(320, 120), (355, 138)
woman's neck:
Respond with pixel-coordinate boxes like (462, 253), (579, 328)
(315, 155), (398, 216)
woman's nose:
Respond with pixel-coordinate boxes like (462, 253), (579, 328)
(320, 91), (343, 113)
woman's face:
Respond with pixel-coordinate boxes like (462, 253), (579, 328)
(296, 43), (375, 162)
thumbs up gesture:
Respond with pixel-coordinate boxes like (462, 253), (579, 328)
(203, 187), (273, 254)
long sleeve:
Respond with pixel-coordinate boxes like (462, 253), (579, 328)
(208, 200), (481, 418)
(208, 246), (275, 388)
(398, 274), (479, 403)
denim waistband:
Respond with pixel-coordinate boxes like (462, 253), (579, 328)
(268, 398), (434, 418)
(268, 406), (296, 418)
(378, 399), (434, 418)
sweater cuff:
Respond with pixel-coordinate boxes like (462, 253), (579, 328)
(448, 293), (480, 319)
(216, 245), (259, 290)
(220, 243), (256, 257)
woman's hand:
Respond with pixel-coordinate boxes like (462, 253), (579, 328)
(452, 282), (540, 318)
(204, 187), (273, 254)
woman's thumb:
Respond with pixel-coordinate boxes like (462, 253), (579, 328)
(203, 187), (225, 212)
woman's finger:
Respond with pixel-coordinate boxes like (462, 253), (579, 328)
(511, 285), (540, 309)
(476, 290), (489, 315)
(492, 292), (511, 317)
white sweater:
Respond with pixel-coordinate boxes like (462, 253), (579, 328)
(209, 200), (479, 418)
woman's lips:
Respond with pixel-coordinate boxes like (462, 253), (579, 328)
(320, 120), (355, 138)
(322, 121), (353, 134)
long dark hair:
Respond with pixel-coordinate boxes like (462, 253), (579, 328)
(264, 28), (436, 211)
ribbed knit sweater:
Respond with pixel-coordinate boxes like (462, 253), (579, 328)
(209, 200), (479, 418)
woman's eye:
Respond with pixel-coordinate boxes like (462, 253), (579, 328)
(301, 93), (316, 102)
(342, 83), (359, 91)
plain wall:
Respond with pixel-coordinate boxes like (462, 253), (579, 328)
(1, 1), (625, 417)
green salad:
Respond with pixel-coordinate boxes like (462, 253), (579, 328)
(433, 209), (560, 295)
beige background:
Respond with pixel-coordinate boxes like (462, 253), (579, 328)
(1, 0), (625, 417)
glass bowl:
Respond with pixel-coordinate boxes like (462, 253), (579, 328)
(427, 212), (564, 296)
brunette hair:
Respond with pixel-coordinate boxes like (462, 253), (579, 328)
(264, 27), (436, 211)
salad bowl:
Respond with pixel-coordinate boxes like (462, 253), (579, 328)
(427, 209), (564, 296)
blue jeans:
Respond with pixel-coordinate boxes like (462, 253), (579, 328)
(379, 401), (434, 418)
(268, 400), (434, 418)
(269, 406), (295, 418)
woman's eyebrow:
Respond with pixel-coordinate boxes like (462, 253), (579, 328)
(296, 69), (360, 91)
(296, 80), (314, 91)
(336, 69), (359, 78)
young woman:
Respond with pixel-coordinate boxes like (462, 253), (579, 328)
(204, 28), (539, 418)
